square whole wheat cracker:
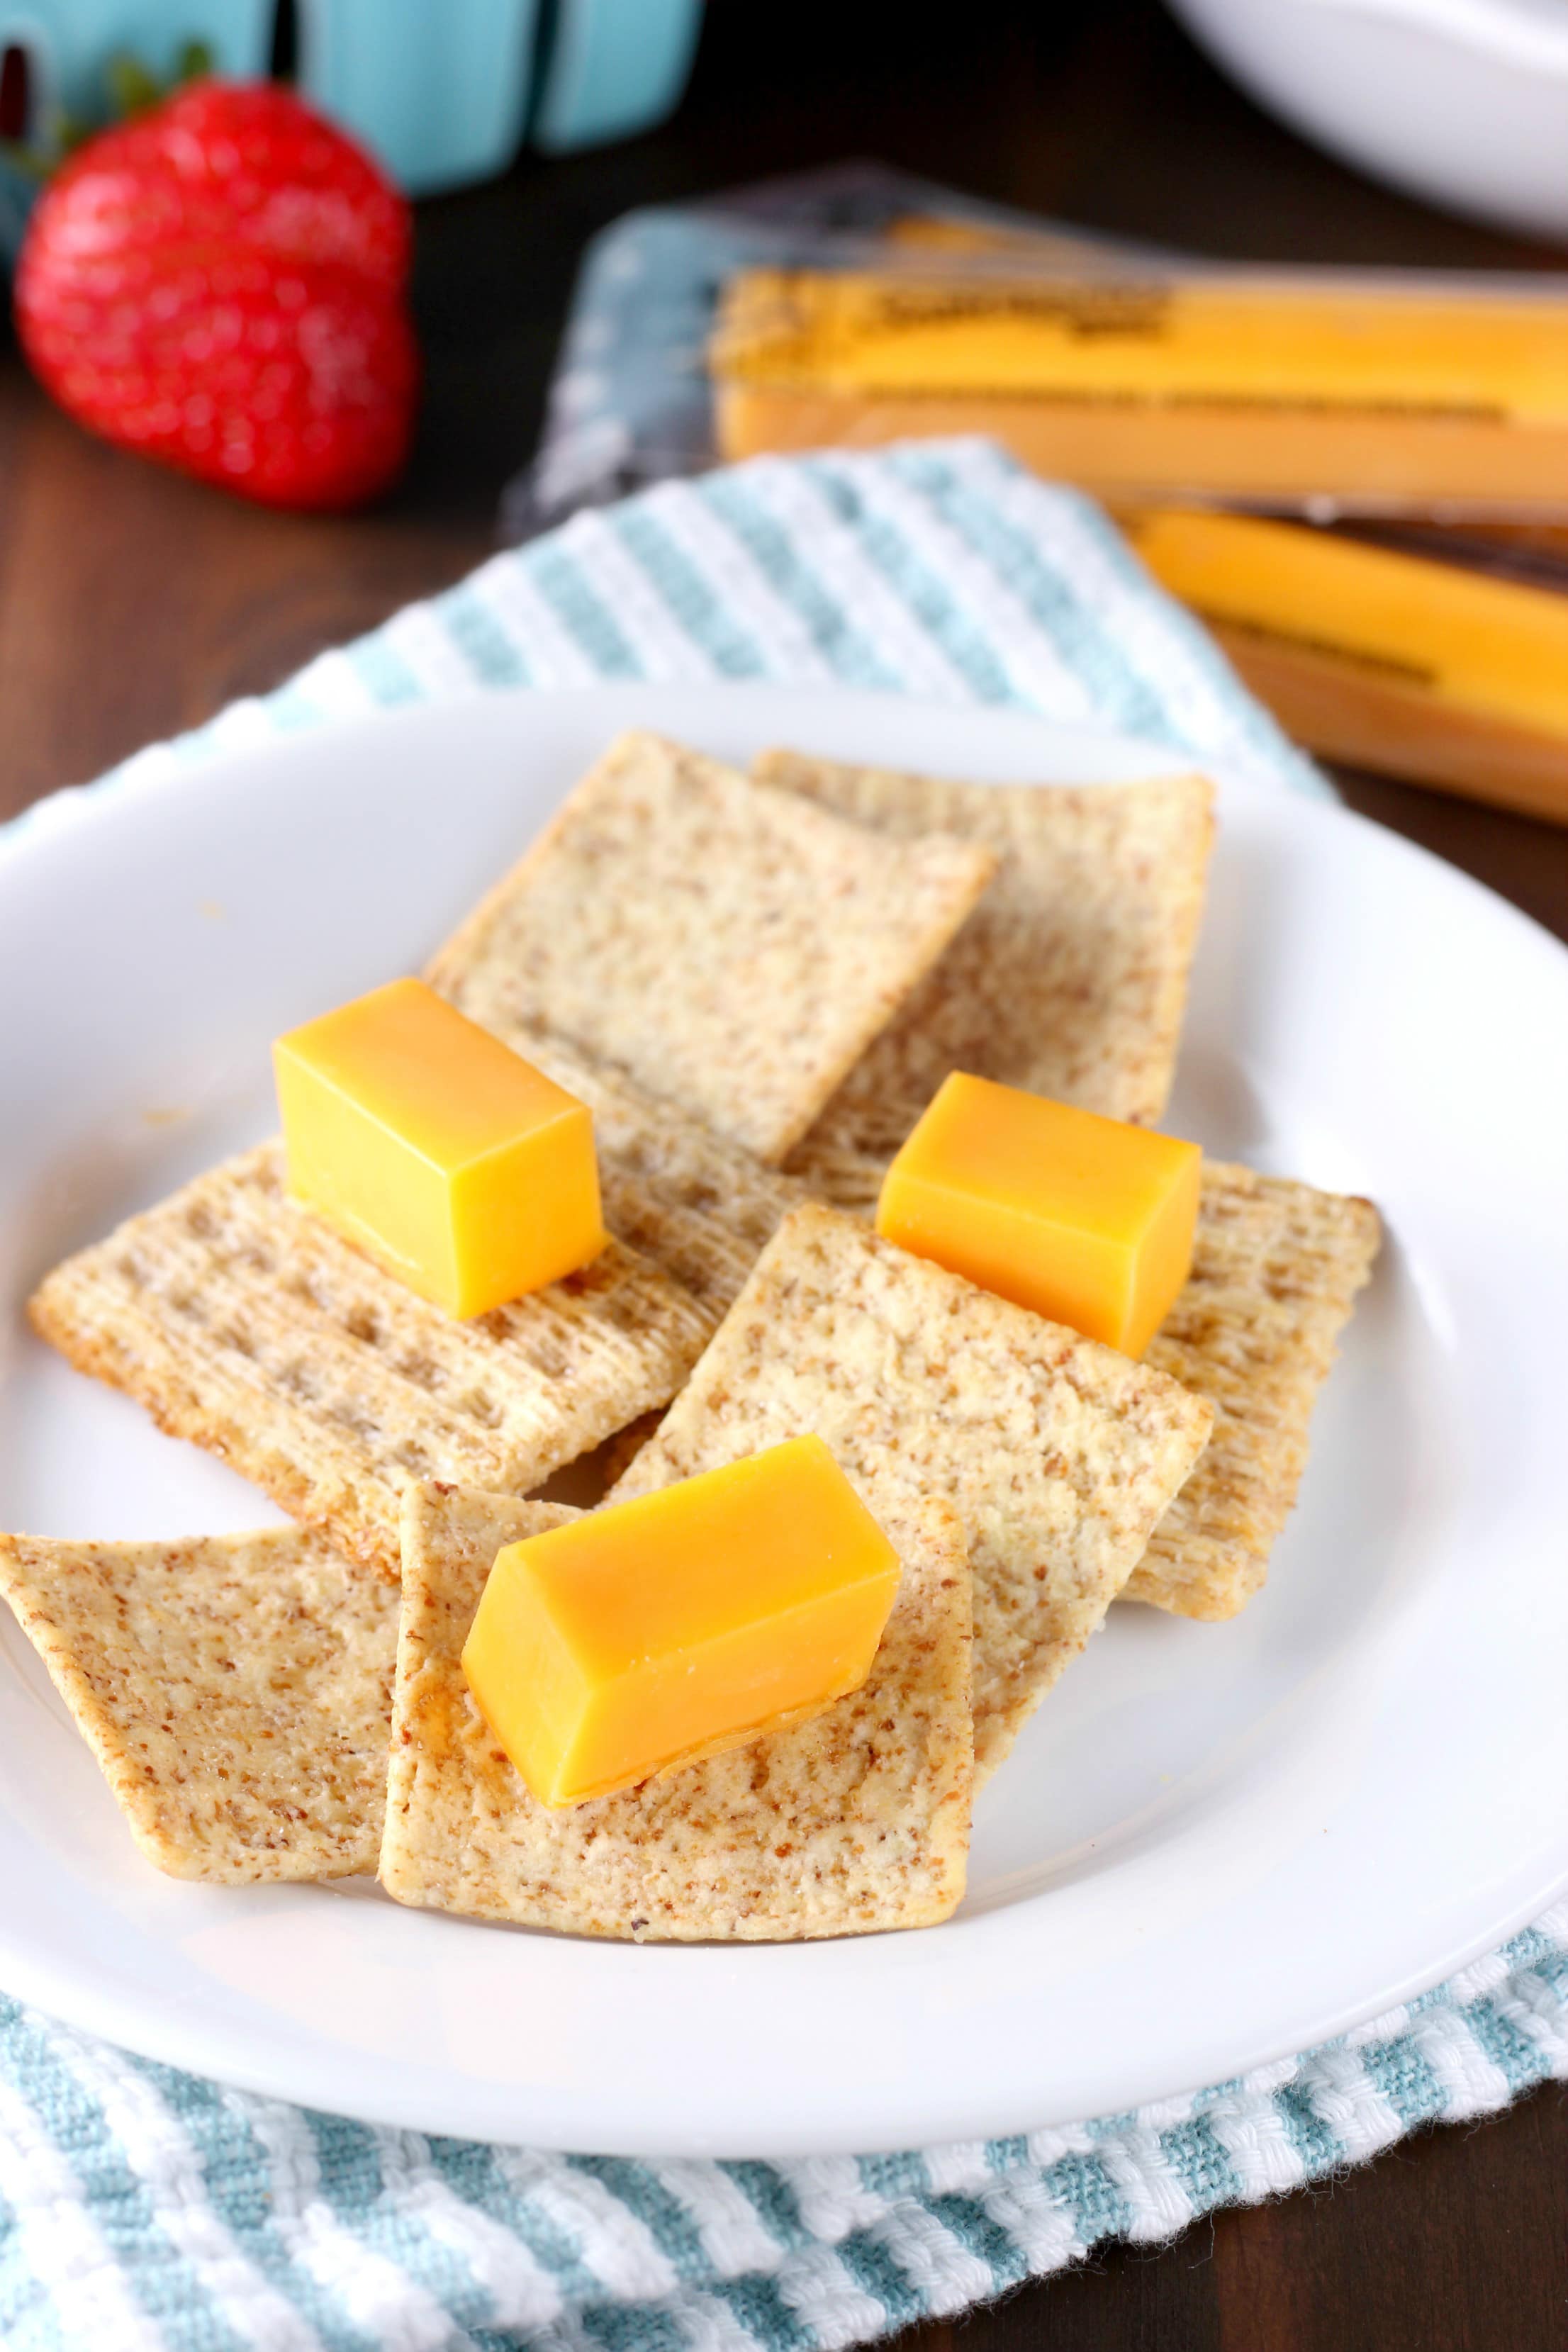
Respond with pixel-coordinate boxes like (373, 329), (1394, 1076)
(1131, 1163), (1382, 1619)
(28, 1145), (713, 1581)
(426, 730), (997, 1164)
(516, 1028), (807, 1324)
(753, 751), (1214, 1201)
(0, 1527), (396, 1882)
(381, 1480), (974, 1939)
(608, 1204), (1214, 1783)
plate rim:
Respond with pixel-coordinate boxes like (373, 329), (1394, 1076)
(3, 679), (1567, 2158)
(9, 681), (1568, 970)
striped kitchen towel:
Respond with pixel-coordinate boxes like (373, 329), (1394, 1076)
(2, 437), (1562, 2350)
(99, 435), (1323, 802)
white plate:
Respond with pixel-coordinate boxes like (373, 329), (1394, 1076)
(1, 683), (1565, 2159)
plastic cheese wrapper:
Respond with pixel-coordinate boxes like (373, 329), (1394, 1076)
(505, 163), (1568, 539)
(500, 163), (1155, 539)
(710, 248), (1568, 523)
(1126, 509), (1568, 826)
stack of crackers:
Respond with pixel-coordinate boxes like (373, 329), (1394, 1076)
(1, 732), (1380, 1942)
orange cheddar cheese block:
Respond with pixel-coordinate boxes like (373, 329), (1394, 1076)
(712, 264), (1568, 515)
(461, 1435), (902, 1806)
(274, 976), (605, 1319)
(1126, 508), (1568, 825)
(876, 1072), (1200, 1357)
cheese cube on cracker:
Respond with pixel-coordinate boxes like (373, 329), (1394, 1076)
(876, 1073), (1202, 1355)
(463, 1436), (902, 1806)
(275, 978), (607, 1318)
(380, 1481), (974, 1940)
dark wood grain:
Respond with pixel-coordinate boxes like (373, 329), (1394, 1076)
(0, 1), (1562, 2343)
(931, 2078), (1568, 2352)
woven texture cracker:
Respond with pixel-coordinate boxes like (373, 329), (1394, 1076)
(754, 751), (1213, 1199)
(1132, 1163), (1382, 1619)
(427, 731), (997, 1163)
(504, 1029), (807, 1324)
(28, 1146), (712, 1580)
(381, 1481), (973, 1940)
(610, 1204), (1213, 1781)
(0, 1527), (396, 1883)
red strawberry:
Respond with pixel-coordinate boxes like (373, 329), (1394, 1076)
(14, 81), (418, 510)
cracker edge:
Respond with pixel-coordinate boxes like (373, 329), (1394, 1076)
(756, 747), (1216, 1131)
(426, 729), (999, 1164)
(26, 1150), (710, 1582)
(607, 1199), (1215, 1783)
(1129, 1175), (1382, 1620)
(0, 1527), (396, 1884)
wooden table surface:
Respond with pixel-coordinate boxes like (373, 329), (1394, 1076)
(1, 1), (1564, 2343)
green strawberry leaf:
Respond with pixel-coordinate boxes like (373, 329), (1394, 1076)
(4, 39), (222, 180)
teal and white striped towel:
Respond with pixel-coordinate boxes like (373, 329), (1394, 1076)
(3, 437), (1563, 2350)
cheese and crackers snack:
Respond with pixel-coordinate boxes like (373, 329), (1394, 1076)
(6, 727), (1379, 1938)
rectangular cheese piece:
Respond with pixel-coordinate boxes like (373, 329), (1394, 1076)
(274, 977), (605, 1319)
(1126, 508), (1568, 825)
(712, 265), (1568, 515)
(461, 1434), (902, 1805)
(877, 1073), (1201, 1358)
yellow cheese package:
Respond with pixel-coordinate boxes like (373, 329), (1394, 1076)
(711, 253), (1568, 522)
(1127, 509), (1568, 824)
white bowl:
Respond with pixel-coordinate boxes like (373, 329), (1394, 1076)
(1168, 0), (1568, 245)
